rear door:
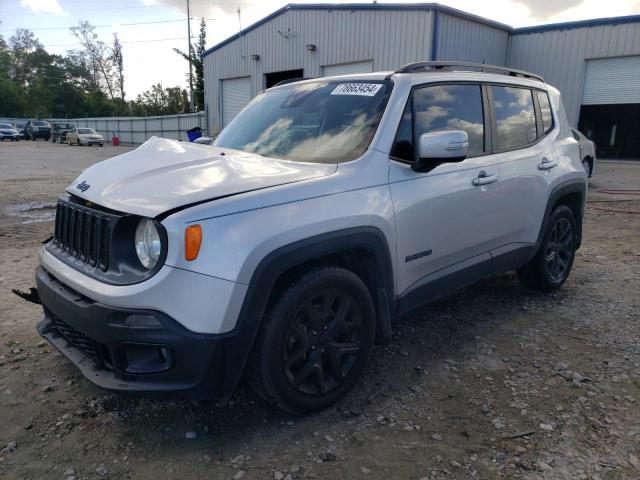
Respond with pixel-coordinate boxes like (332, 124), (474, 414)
(389, 83), (504, 296)
(489, 85), (562, 270)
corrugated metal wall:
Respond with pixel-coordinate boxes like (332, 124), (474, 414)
(508, 22), (640, 126)
(435, 12), (509, 65)
(204, 8), (435, 132)
(204, 5), (640, 131)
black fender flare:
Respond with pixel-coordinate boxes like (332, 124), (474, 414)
(533, 178), (586, 255)
(213, 227), (395, 403)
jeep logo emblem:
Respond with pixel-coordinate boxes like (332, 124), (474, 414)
(76, 181), (90, 192)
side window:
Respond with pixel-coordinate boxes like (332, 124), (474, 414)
(414, 84), (485, 156)
(537, 90), (553, 133)
(492, 86), (537, 150)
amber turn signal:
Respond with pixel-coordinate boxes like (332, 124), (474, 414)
(184, 224), (202, 261)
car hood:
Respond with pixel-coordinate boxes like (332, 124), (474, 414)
(67, 136), (337, 217)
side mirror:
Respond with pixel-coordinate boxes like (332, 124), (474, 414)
(193, 136), (213, 145)
(412, 130), (469, 172)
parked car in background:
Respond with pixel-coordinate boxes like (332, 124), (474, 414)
(36, 62), (587, 414)
(572, 128), (596, 177)
(26, 120), (51, 141)
(52, 123), (76, 144)
(0, 123), (20, 141)
(67, 127), (104, 146)
(14, 121), (27, 139)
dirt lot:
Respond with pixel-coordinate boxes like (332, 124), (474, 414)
(1, 141), (639, 480)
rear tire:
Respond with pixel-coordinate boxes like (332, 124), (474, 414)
(248, 266), (376, 414)
(517, 205), (577, 292)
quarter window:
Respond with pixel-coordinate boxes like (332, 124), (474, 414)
(492, 86), (537, 150)
(390, 97), (413, 161)
(537, 90), (553, 132)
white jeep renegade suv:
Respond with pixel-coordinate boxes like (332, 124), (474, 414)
(36, 62), (587, 413)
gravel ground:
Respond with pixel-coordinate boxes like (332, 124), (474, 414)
(1, 142), (639, 480)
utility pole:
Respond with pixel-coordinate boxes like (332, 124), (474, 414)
(187, 0), (195, 112)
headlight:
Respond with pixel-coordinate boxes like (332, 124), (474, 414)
(134, 219), (162, 269)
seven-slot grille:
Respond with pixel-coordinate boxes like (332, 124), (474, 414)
(53, 199), (112, 270)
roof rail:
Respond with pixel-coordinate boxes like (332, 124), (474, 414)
(394, 61), (544, 82)
(272, 77), (312, 87)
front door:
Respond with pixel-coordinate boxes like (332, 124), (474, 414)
(389, 83), (504, 296)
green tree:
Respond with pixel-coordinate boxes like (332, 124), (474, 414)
(0, 26), (191, 118)
(129, 83), (189, 116)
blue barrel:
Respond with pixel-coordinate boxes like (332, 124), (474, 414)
(187, 130), (202, 142)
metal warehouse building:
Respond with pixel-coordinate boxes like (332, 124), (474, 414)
(202, 3), (640, 158)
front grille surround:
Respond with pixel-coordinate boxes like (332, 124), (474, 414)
(53, 199), (114, 271)
(46, 196), (168, 285)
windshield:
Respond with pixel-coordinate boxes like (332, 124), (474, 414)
(0, 124), (14, 129)
(214, 80), (392, 164)
(78, 128), (96, 134)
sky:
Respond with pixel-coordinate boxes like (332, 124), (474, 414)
(1, 0), (639, 99)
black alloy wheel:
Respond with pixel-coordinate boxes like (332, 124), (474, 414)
(544, 217), (573, 283)
(249, 267), (376, 414)
(517, 205), (577, 291)
(283, 288), (363, 396)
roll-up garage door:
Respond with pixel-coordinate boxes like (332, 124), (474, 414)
(322, 60), (373, 77)
(221, 77), (251, 127)
(582, 56), (640, 105)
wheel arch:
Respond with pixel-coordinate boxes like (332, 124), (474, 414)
(213, 227), (395, 404)
(537, 179), (586, 252)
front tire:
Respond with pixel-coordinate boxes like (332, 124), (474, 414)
(517, 205), (577, 291)
(248, 267), (376, 414)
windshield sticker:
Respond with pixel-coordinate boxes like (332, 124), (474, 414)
(330, 83), (383, 96)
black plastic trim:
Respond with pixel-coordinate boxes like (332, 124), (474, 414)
(534, 178), (586, 252)
(36, 266), (239, 401)
(215, 227), (396, 399)
(397, 253), (492, 315)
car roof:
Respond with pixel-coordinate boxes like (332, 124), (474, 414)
(271, 69), (548, 91)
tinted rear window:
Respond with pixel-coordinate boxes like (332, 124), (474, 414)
(492, 86), (537, 150)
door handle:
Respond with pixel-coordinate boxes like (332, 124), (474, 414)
(538, 158), (558, 170)
(472, 171), (499, 186)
